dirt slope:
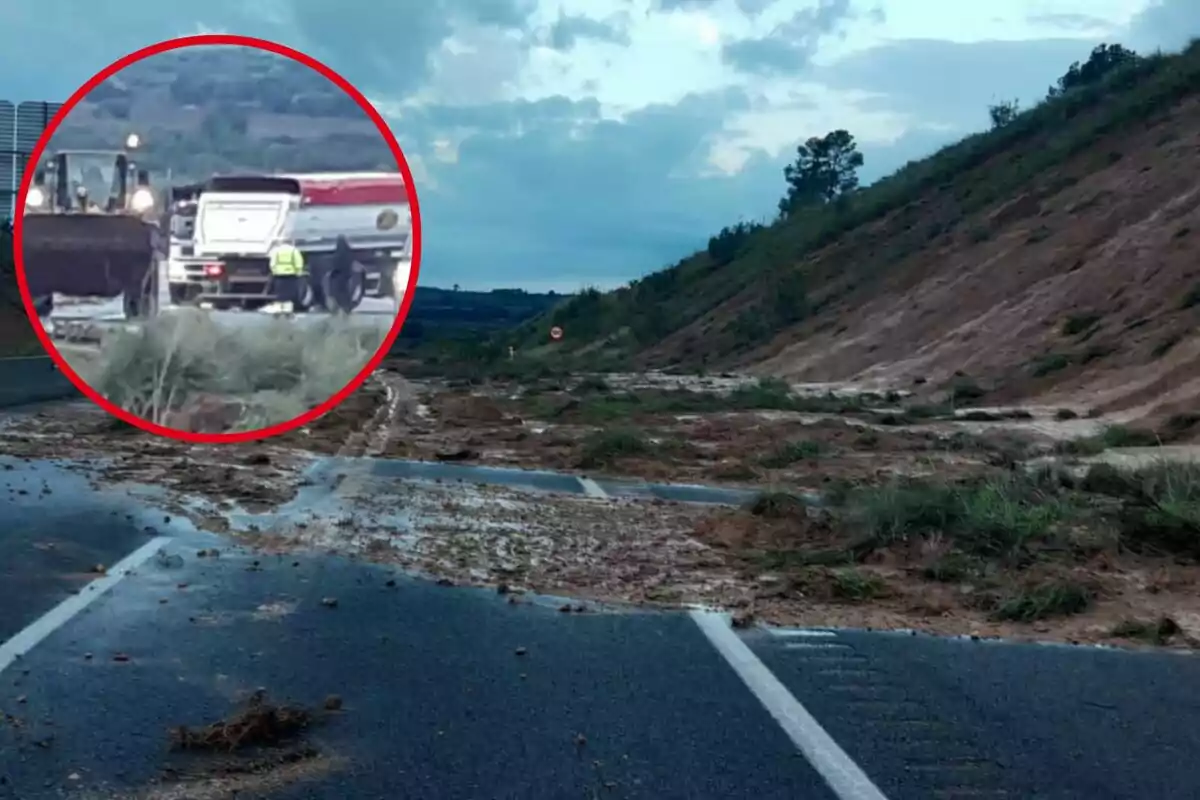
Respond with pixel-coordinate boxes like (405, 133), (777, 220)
(635, 51), (1200, 425)
(739, 101), (1200, 419)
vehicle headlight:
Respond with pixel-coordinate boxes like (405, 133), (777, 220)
(25, 187), (44, 207)
(130, 188), (154, 211)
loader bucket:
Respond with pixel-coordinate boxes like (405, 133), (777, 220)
(20, 214), (157, 303)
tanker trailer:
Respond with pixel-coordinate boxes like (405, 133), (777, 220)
(21, 133), (161, 319)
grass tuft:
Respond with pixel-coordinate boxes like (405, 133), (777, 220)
(78, 308), (385, 432)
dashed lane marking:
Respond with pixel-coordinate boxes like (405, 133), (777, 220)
(767, 629), (839, 638)
(784, 642), (857, 651)
(577, 476), (608, 498)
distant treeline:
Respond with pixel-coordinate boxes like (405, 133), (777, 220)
(397, 286), (564, 344)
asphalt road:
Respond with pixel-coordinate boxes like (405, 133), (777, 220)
(2, 454), (1199, 800)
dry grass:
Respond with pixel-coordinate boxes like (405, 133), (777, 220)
(711, 459), (1200, 624)
(77, 308), (386, 432)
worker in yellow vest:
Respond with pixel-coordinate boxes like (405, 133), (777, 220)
(267, 239), (306, 315)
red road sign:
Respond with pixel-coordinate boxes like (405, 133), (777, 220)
(549, 326), (564, 341)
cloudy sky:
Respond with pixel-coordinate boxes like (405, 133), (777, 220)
(1, 0), (1196, 291)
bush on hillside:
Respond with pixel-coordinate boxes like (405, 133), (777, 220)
(1049, 43), (1142, 98)
(988, 100), (1021, 129)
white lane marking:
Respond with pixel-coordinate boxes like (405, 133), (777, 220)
(784, 642), (854, 650)
(0, 536), (172, 675)
(690, 610), (890, 800)
(577, 476), (608, 499)
(770, 629), (838, 638)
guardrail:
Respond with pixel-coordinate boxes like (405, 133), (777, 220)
(0, 356), (80, 408)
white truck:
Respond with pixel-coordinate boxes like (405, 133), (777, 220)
(165, 171), (412, 312)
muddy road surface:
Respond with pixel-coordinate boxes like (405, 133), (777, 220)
(3, 384), (1200, 798)
(2, 448), (1199, 800)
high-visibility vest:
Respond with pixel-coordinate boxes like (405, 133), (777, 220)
(268, 244), (305, 276)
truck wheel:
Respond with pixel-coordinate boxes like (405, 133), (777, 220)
(319, 273), (339, 313)
(294, 279), (315, 312)
(378, 264), (396, 298)
(345, 268), (365, 310)
(305, 260), (329, 312)
(320, 269), (364, 313)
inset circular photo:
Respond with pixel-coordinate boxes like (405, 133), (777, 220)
(14, 34), (421, 442)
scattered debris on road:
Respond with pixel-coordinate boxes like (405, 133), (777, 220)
(0, 401), (313, 512)
(139, 747), (339, 800)
(7, 369), (1200, 651)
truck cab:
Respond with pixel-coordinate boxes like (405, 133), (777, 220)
(166, 176), (301, 310)
(165, 172), (410, 312)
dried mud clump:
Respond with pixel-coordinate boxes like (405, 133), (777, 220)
(169, 691), (314, 753)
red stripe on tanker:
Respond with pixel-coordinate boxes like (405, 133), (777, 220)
(188, 171), (411, 258)
(289, 174), (408, 206)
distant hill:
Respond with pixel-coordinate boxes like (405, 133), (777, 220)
(397, 287), (563, 347)
(50, 45), (392, 182)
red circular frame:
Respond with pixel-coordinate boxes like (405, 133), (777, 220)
(13, 33), (423, 445)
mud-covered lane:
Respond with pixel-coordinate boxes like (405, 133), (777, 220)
(0, 539), (837, 800)
(6, 447), (1200, 800)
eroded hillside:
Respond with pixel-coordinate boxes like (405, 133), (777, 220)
(708, 104), (1200, 426)
(517, 42), (1200, 429)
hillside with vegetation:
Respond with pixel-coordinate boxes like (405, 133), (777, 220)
(503, 41), (1200, 426)
(50, 45), (392, 180)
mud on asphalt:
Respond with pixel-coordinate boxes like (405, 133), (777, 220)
(4, 371), (1200, 652)
(0, 522), (832, 800)
(274, 370), (1200, 650)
